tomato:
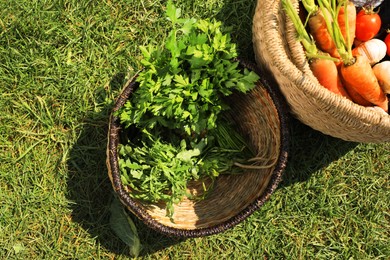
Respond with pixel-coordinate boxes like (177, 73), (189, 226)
(355, 9), (382, 42)
(385, 33), (390, 57)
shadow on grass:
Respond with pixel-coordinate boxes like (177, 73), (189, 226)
(280, 117), (358, 187)
(66, 72), (184, 257)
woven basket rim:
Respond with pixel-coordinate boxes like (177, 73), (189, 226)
(252, 0), (390, 143)
(106, 60), (290, 237)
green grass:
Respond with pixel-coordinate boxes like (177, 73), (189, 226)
(0, 0), (389, 259)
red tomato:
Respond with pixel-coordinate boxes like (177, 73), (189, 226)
(385, 33), (390, 56)
(355, 9), (382, 42)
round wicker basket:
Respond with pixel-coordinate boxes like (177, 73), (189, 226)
(252, 0), (390, 143)
(106, 61), (289, 238)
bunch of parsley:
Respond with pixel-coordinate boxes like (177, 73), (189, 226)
(116, 1), (259, 218)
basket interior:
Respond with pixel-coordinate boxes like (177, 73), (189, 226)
(135, 86), (282, 229)
(107, 66), (289, 236)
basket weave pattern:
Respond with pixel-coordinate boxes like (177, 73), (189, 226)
(253, 0), (390, 143)
(106, 62), (289, 237)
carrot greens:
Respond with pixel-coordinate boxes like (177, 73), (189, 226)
(282, 0), (338, 61)
(317, 0), (354, 64)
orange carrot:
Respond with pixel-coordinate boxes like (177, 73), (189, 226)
(307, 9), (340, 59)
(300, 0), (340, 58)
(283, 0), (350, 98)
(344, 84), (373, 107)
(337, 1), (356, 49)
(317, 0), (388, 112)
(310, 56), (350, 98)
(340, 55), (388, 111)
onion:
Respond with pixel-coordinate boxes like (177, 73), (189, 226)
(352, 39), (387, 66)
(372, 61), (390, 94)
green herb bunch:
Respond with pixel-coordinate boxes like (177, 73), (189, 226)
(119, 1), (259, 136)
(116, 1), (260, 218)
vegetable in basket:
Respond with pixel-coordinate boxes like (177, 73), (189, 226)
(282, 0), (351, 98)
(352, 38), (387, 65)
(316, 0), (388, 111)
(337, 1), (357, 49)
(301, 0), (341, 58)
(355, 5), (382, 42)
(115, 1), (260, 218)
(385, 33), (390, 57)
(373, 61), (390, 94)
(283, 0), (389, 112)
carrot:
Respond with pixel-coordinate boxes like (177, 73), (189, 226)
(309, 10), (341, 58)
(337, 1), (356, 50)
(301, 0), (340, 58)
(283, 0), (350, 98)
(310, 56), (350, 98)
(317, 0), (388, 112)
(343, 82), (373, 107)
(340, 55), (388, 111)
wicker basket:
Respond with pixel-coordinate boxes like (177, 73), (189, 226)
(106, 61), (289, 238)
(252, 0), (390, 143)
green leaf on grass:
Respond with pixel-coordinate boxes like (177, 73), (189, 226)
(109, 197), (142, 257)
